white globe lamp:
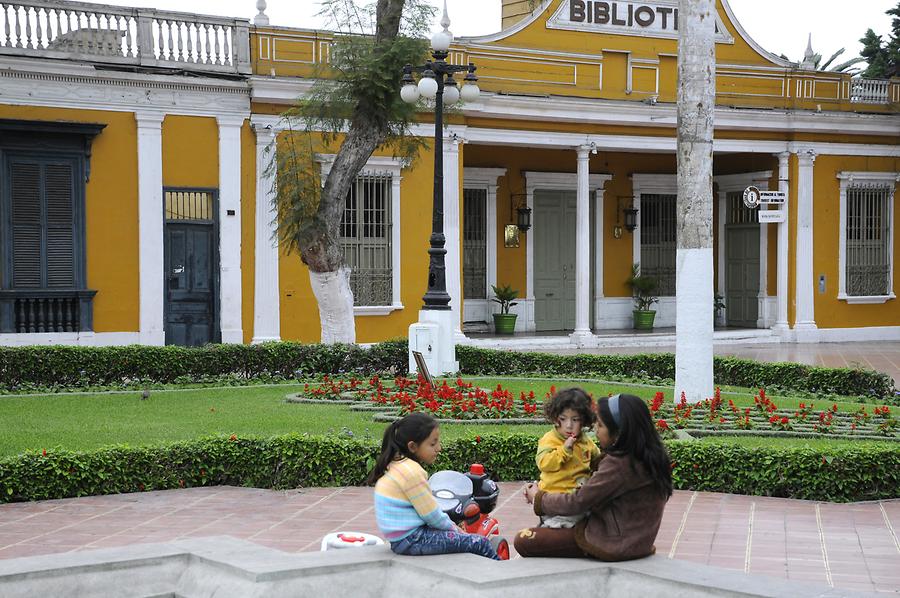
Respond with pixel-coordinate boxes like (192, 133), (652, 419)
(418, 75), (438, 99)
(460, 83), (480, 102)
(400, 83), (420, 104)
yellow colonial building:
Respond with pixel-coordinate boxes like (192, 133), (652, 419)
(0, 0), (898, 348)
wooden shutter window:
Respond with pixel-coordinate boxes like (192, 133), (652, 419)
(10, 161), (42, 288)
(45, 162), (76, 287)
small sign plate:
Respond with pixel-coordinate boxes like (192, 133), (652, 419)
(759, 191), (787, 204)
(742, 186), (761, 209)
(758, 210), (786, 223)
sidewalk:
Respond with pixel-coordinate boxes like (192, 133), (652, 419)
(1, 485), (898, 594)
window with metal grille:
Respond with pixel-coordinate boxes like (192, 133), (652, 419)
(726, 191), (759, 225)
(165, 190), (215, 222)
(463, 188), (487, 299)
(845, 185), (892, 296)
(340, 173), (393, 306)
(639, 193), (676, 296)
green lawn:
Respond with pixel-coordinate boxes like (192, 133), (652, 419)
(0, 377), (886, 458)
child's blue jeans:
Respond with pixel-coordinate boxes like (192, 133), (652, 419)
(390, 526), (500, 560)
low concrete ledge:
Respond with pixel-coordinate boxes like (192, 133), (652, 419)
(0, 536), (876, 598)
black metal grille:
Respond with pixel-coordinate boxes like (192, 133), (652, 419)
(463, 188), (487, 299)
(340, 173), (393, 306)
(640, 193), (676, 296)
(846, 185), (891, 296)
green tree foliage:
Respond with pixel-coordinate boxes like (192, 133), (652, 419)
(859, 2), (900, 78)
(269, 0), (434, 262)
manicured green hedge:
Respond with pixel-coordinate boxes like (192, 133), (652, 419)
(2, 433), (897, 503)
(1, 341), (895, 401)
(0, 340), (408, 392)
(456, 346), (898, 402)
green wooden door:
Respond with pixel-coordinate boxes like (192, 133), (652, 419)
(725, 191), (760, 327)
(533, 190), (576, 331)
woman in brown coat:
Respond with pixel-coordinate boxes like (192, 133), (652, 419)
(515, 393), (672, 560)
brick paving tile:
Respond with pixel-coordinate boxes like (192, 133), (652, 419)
(1, 486), (899, 594)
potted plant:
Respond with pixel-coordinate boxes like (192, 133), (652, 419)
(490, 284), (519, 334)
(626, 263), (658, 330)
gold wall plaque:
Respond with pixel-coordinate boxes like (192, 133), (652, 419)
(504, 224), (520, 248)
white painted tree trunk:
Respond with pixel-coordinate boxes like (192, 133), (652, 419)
(675, 0), (716, 403)
(309, 267), (356, 344)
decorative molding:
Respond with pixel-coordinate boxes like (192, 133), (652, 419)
(0, 57), (250, 117)
(631, 174), (676, 271)
(463, 167), (506, 324)
(247, 76), (900, 139)
(714, 171), (772, 323)
(317, 155), (403, 314)
(836, 170), (898, 302)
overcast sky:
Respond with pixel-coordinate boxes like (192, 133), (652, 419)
(81, 0), (897, 67)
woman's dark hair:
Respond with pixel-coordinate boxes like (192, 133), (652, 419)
(366, 412), (439, 485)
(543, 387), (596, 427)
(596, 394), (672, 498)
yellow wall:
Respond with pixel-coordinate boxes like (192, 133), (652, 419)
(251, 1), (900, 114)
(812, 156), (900, 329)
(0, 105), (140, 333)
(162, 116), (218, 188)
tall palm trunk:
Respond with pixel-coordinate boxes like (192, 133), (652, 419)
(675, 0), (715, 403)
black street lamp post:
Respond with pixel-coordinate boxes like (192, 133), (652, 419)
(401, 2), (479, 311)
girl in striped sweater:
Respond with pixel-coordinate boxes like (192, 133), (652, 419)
(368, 412), (500, 559)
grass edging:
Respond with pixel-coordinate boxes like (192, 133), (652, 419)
(2, 433), (897, 504)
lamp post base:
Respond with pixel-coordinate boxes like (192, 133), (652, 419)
(409, 309), (459, 376)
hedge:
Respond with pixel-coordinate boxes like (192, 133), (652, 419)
(0, 340), (408, 392)
(456, 346), (898, 402)
(0, 341), (895, 401)
(2, 433), (897, 504)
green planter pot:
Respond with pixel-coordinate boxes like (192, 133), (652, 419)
(493, 313), (518, 334)
(633, 310), (656, 330)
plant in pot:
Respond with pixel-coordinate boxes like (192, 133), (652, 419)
(490, 284), (519, 334)
(626, 263), (658, 330)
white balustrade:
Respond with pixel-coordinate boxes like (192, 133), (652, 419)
(850, 77), (890, 104)
(0, 0), (250, 73)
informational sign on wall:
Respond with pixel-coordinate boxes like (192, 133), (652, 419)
(546, 0), (734, 42)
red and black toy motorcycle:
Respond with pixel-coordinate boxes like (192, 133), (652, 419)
(429, 463), (510, 560)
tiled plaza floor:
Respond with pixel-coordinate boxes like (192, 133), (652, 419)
(1, 485), (898, 594)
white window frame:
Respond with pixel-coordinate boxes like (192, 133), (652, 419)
(462, 167), (504, 323)
(631, 174), (677, 295)
(836, 171), (898, 304)
(319, 155), (402, 315)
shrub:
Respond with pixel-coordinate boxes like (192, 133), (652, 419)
(456, 347), (897, 402)
(0, 340), (409, 392)
(2, 434), (897, 503)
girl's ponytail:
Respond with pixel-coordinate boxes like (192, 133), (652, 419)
(366, 420), (401, 485)
(366, 413), (438, 485)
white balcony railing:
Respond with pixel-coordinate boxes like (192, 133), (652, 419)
(850, 77), (890, 104)
(0, 0), (250, 74)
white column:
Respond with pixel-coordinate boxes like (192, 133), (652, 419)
(592, 182), (605, 329)
(251, 122), (280, 343)
(773, 151), (790, 334)
(443, 134), (465, 341)
(570, 144), (592, 346)
(794, 148), (817, 338)
(136, 111), (165, 346)
(217, 115), (246, 344)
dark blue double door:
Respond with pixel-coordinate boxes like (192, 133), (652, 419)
(164, 222), (218, 346)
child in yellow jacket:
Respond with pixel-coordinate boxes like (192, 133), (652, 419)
(536, 387), (602, 528)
